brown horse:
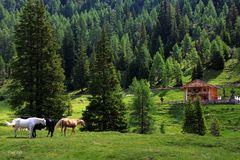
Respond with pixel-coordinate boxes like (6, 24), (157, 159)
(55, 118), (85, 136)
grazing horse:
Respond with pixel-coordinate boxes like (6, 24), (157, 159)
(31, 118), (57, 138)
(5, 117), (46, 138)
(20, 117), (56, 138)
(55, 118), (85, 136)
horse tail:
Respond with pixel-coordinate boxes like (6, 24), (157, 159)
(5, 121), (15, 126)
(54, 119), (63, 129)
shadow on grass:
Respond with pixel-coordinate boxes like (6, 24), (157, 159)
(203, 69), (222, 82)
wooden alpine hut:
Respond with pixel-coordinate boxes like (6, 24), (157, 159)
(182, 79), (219, 102)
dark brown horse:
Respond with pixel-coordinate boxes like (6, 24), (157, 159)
(55, 118), (85, 136)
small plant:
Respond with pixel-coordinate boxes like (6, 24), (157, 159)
(210, 118), (220, 136)
(160, 123), (165, 134)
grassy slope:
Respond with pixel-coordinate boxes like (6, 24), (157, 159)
(203, 59), (240, 85)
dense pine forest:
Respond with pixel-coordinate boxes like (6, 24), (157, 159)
(0, 0), (240, 89)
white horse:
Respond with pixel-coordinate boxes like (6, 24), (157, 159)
(5, 117), (46, 138)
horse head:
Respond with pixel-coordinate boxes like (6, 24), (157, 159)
(78, 119), (85, 127)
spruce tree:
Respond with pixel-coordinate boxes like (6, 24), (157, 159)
(210, 41), (225, 70)
(183, 101), (197, 134)
(129, 79), (154, 134)
(149, 52), (166, 87)
(62, 28), (75, 90)
(194, 99), (206, 135)
(191, 59), (204, 80)
(72, 40), (89, 92)
(82, 28), (127, 132)
(173, 61), (183, 86)
(10, 0), (67, 119)
(0, 55), (5, 82)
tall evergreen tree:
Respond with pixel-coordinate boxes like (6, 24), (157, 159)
(192, 59), (204, 80)
(149, 52), (166, 87)
(129, 79), (154, 134)
(173, 61), (183, 86)
(62, 28), (75, 90)
(82, 28), (127, 132)
(0, 55), (5, 82)
(72, 40), (89, 92)
(10, 0), (68, 119)
(210, 40), (225, 70)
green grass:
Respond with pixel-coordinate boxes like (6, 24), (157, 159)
(0, 128), (239, 160)
(203, 59), (240, 85)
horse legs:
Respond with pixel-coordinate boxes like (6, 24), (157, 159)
(50, 128), (54, 137)
(47, 130), (50, 137)
(72, 127), (75, 134)
(64, 127), (67, 136)
(14, 127), (18, 138)
(32, 129), (36, 138)
(61, 126), (63, 136)
(29, 126), (33, 138)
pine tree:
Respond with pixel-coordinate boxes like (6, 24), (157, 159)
(129, 79), (154, 134)
(235, 17), (240, 47)
(62, 28), (75, 90)
(72, 40), (89, 92)
(0, 55), (5, 82)
(82, 28), (127, 132)
(173, 61), (183, 87)
(171, 43), (182, 62)
(194, 99), (206, 135)
(183, 101), (197, 134)
(149, 52), (166, 87)
(210, 40), (225, 70)
(10, 0), (68, 119)
(192, 59), (204, 80)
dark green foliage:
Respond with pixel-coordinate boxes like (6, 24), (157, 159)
(192, 59), (204, 80)
(0, 0), (239, 90)
(72, 41), (89, 91)
(210, 41), (225, 70)
(149, 52), (166, 87)
(82, 28), (127, 132)
(210, 118), (220, 136)
(183, 99), (206, 135)
(129, 79), (154, 134)
(0, 55), (6, 82)
(62, 28), (75, 90)
(173, 61), (183, 87)
(10, 0), (68, 119)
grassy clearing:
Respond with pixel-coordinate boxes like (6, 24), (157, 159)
(0, 128), (239, 160)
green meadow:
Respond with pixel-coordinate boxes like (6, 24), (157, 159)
(0, 90), (240, 160)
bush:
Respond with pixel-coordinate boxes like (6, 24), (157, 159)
(210, 118), (220, 136)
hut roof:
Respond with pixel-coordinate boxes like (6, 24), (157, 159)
(182, 79), (218, 89)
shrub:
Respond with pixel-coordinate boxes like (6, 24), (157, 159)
(210, 118), (220, 136)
